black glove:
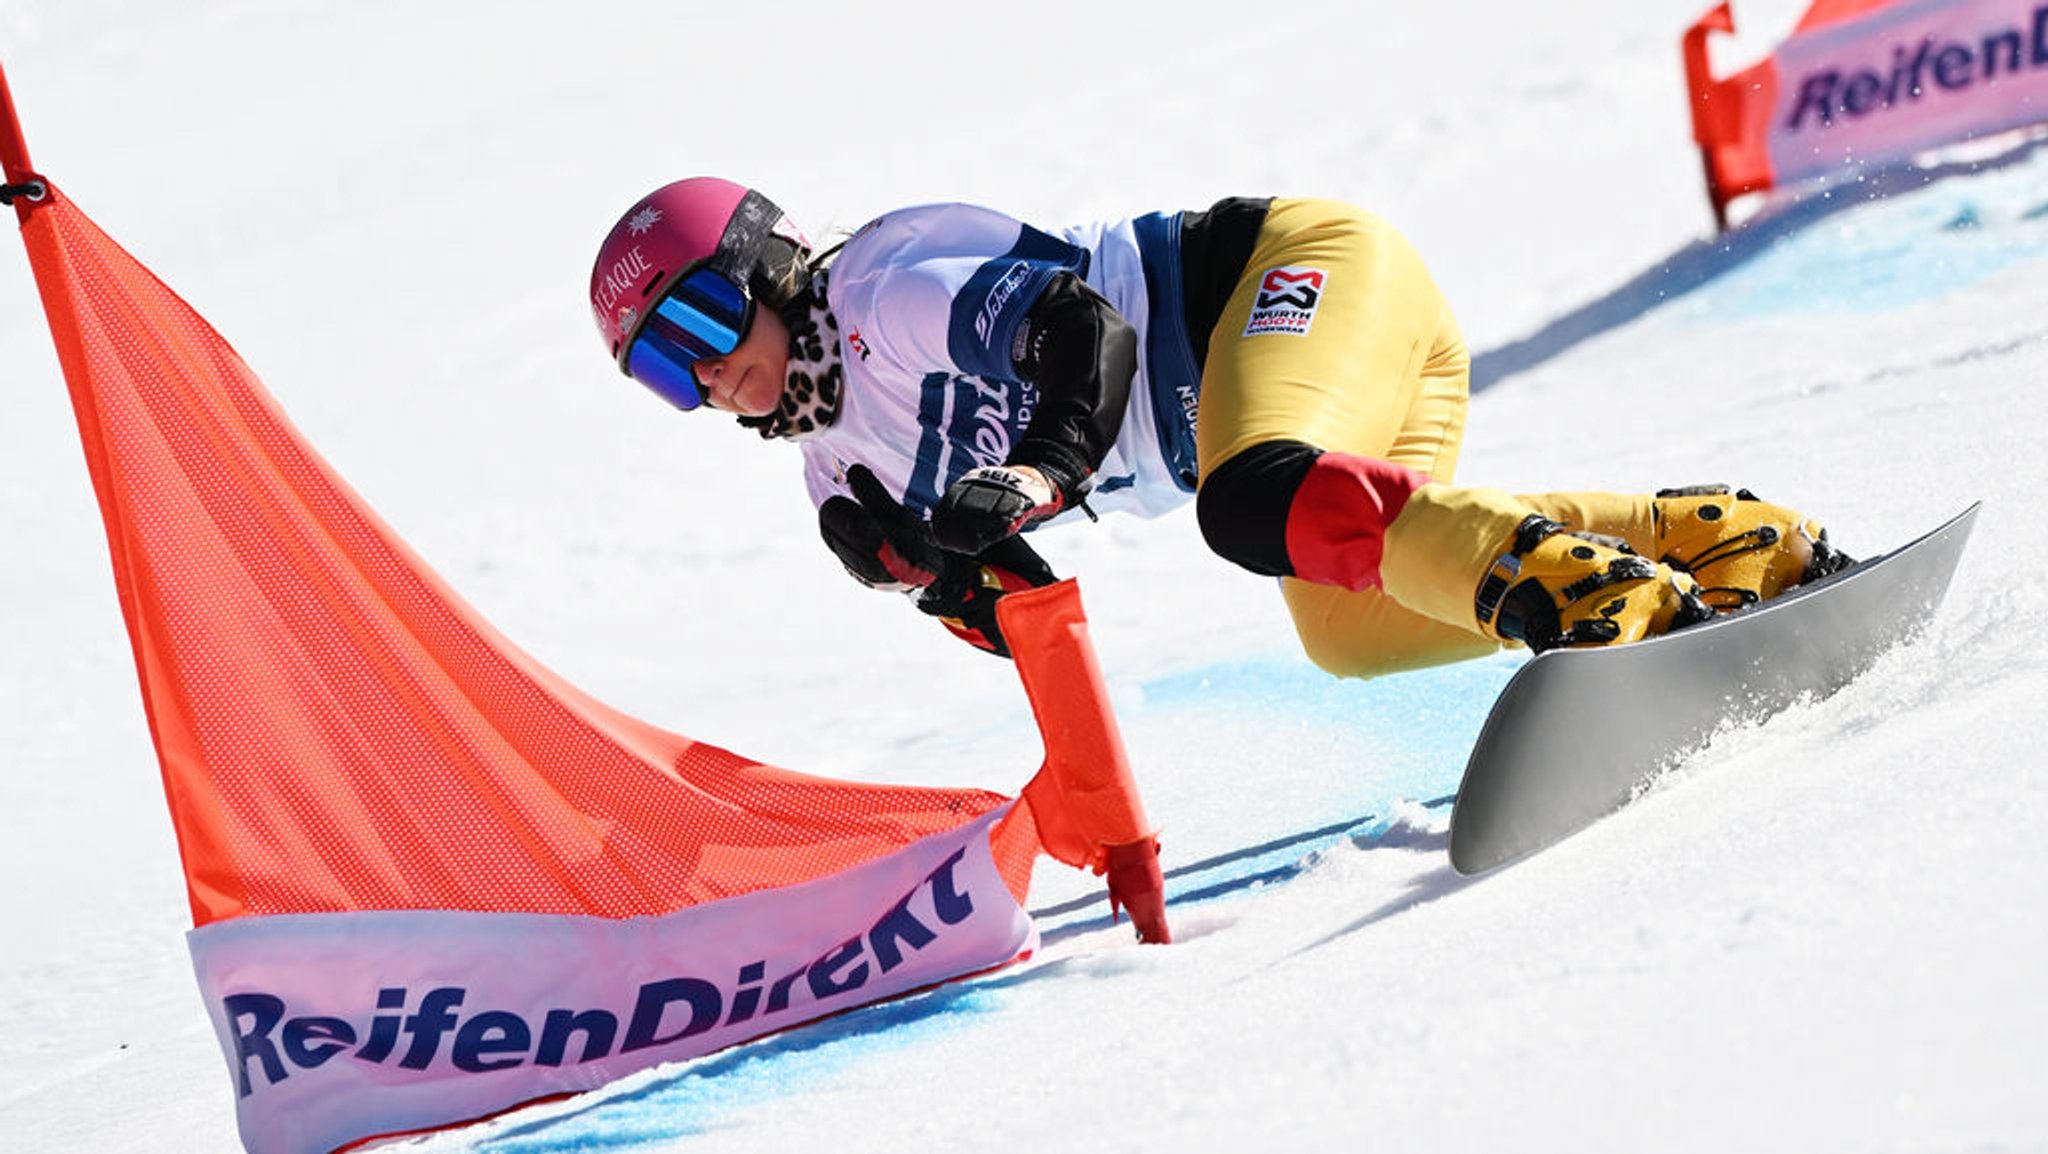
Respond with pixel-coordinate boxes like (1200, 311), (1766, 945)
(915, 534), (1059, 657)
(818, 464), (1058, 657)
(819, 464), (947, 590)
(929, 465), (1066, 555)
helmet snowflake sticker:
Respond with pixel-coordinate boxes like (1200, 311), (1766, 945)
(626, 206), (662, 235)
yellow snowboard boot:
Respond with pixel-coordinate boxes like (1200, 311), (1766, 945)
(1475, 515), (1716, 651)
(1382, 484), (1716, 654)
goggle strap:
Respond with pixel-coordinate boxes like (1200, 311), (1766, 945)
(712, 190), (787, 286)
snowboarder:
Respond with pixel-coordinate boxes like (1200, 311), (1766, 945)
(587, 178), (1849, 674)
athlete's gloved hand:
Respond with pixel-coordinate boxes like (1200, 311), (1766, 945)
(914, 534), (1058, 657)
(930, 465), (1065, 555)
(819, 464), (946, 591)
(818, 463), (1057, 656)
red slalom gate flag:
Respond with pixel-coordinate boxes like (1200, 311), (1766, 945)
(1, 62), (1161, 1154)
(1685, 0), (2048, 226)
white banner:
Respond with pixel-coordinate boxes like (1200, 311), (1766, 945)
(1770, 0), (2048, 186)
(189, 806), (1034, 1154)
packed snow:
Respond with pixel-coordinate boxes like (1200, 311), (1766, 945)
(2, 1), (2044, 1151)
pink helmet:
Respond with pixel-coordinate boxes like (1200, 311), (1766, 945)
(588, 177), (810, 370)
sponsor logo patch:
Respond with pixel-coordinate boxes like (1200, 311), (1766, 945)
(973, 261), (1032, 348)
(1244, 266), (1327, 337)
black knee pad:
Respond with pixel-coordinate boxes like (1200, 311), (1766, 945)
(1196, 440), (1323, 577)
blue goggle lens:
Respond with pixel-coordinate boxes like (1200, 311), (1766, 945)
(624, 267), (754, 410)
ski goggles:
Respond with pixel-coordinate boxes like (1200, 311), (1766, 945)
(624, 266), (754, 410)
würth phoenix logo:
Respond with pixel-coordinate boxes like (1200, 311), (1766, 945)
(1244, 266), (1327, 336)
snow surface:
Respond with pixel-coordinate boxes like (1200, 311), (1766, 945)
(3, 1), (2046, 1151)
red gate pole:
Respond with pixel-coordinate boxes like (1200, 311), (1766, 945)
(997, 580), (1171, 943)
(0, 59), (51, 225)
(1682, 5), (1737, 233)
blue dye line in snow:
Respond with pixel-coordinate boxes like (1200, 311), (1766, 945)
(471, 984), (1011, 1150)
(1690, 157), (2048, 320)
(1135, 650), (1519, 802)
(1473, 140), (2048, 390)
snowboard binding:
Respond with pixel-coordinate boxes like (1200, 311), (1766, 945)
(1651, 485), (1854, 611)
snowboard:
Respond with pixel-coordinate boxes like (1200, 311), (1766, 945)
(1447, 502), (1981, 876)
